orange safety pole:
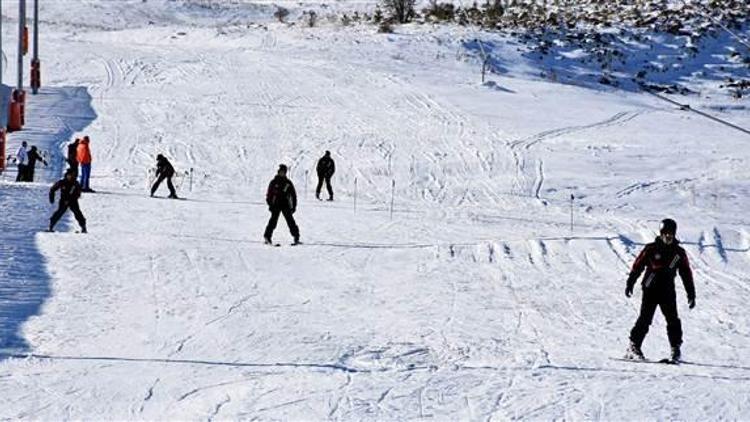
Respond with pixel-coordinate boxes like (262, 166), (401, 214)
(22, 26), (29, 55)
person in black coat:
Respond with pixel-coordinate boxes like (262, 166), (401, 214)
(264, 164), (299, 244)
(49, 169), (87, 233)
(625, 218), (696, 362)
(150, 154), (178, 198)
(67, 138), (80, 176)
(315, 150), (335, 201)
(23, 146), (48, 182)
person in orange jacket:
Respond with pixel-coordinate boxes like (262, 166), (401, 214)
(76, 135), (94, 192)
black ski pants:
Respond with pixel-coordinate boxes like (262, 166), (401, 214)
(50, 200), (87, 230)
(67, 160), (79, 177)
(316, 174), (333, 200)
(151, 173), (176, 197)
(630, 290), (682, 348)
(264, 207), (299, 240)
(15, 164), (27, 182)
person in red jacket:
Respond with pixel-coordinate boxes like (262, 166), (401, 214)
(263, 164), (299, 245)
(76, 135), (94, 192)
(624, 218), (696, 362)
(49, 169), (87, 233)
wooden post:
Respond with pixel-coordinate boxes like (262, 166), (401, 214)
(570, 193), (575, 233)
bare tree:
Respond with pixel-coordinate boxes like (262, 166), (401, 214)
(382, 0), (417, 24)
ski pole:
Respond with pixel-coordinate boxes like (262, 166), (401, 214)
(189, 167), (194, 192)
(390, 179), (395, 220)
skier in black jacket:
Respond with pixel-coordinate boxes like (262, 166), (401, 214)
(49, 169), (87, 233)
(625, 218), (695, 362)
(264, 164), (299, 245)
(23, 146), (48, 182)
(315, 150), (335, 201)
(150, 154), (178, 198)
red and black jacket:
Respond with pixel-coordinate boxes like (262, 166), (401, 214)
(627, 237), (695, 300)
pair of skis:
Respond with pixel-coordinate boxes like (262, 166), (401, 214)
(612, 356), (680, 365)
(265, 240), (301, 247)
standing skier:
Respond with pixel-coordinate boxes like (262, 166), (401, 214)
(150, 154), (178, 199)
(15, 141), (28, 182)
(24, 146), (48, 182)
(315, 150), (335, 201)
(48, 168), (87, 233)
(67, 138), (80, 176)
(264, 164), (300, 245)
(77, 136), (94, 192)
(625, 218), (695, 362)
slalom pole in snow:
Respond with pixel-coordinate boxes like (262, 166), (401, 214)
(569, 193), (574, 233)
(353, 177), (358, 214)
(390, 179), (395, 220)
(304, 169), (308, 198)
(189, 167), (194, 192)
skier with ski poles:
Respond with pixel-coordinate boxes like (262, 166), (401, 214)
(48, 168), (87, 233)
(315, 150), (335, 201)
(150, 154), (178, 199)
(264, 164), (300, 245)
(625, 218), (695, 363)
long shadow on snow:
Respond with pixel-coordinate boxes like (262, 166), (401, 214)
(0, 86), (96, 358)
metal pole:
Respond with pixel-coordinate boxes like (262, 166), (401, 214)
(17, 0), (24, 91)
(31, 0), (38, 94)
(189, 167), (194, 192)
(32, 0), (37, 60)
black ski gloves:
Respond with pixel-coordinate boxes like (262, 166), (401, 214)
(688, 297), (696, 309)
(625, 284), (633, 298)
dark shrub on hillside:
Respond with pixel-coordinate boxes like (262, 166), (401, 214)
(423, 0), (456, 22)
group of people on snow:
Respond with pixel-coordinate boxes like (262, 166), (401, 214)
(42, 138), (697, 362)
(47, 141), (337, 246)
(263, 151), (337, 245)
(46, 136), (95, 232)
(13, 141), (48, 182)
(66, 136), (95, 193)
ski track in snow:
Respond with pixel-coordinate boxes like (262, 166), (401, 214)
(1, 3), (750, 419)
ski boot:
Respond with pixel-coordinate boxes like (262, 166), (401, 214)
(264, 236), (273, 245)
(292, 236), (301, 246)
(670, 346), (681, 363)
(625, 341), (645, 360)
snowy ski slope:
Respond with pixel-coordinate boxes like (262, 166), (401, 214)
(1, 1), (749, 419)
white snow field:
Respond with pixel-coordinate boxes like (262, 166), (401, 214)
(1, 1), (750, 419)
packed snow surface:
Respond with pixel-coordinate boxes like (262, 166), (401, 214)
(1, 1), (749, 419)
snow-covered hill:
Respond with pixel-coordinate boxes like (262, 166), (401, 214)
(1, 1), (749, 419)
